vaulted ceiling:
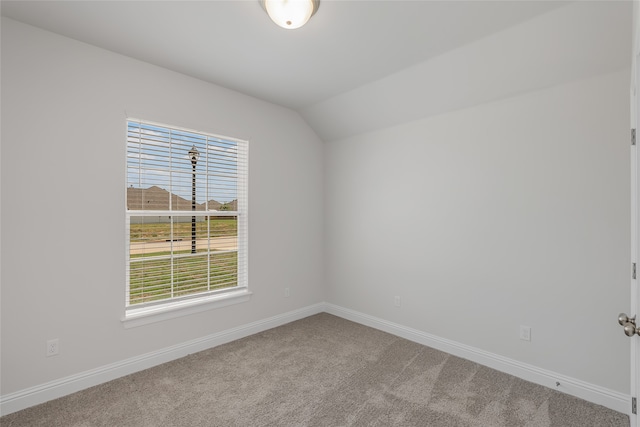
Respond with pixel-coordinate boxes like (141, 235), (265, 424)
(1, 1), (632, 141)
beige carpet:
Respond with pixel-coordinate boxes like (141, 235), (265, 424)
(0, 313), (629, 426)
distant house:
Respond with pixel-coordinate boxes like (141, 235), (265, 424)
(127, 186), (224, 223)
(127, 186), (207, 211)
(206, 199), (222, 211)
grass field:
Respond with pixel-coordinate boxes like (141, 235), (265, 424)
(130, 217), (237, 241)
(129, 218), (238, 305)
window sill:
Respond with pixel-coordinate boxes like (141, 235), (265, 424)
(122, 288), (252, 329)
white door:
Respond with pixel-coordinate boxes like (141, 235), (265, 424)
(631, 51), (639, 427)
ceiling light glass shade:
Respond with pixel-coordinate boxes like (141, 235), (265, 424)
(262, 0), (319, 30)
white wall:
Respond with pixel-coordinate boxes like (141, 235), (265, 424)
(0, 18), (324, 395)
(324, 69), (631, 393)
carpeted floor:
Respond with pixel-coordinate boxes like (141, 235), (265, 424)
(0, 313), (630, 426)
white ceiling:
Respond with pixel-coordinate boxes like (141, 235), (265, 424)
(1, 1), (632, 141)
(2, 0), (569, 108)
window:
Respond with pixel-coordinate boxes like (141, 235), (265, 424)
(125, 119), (248, 322)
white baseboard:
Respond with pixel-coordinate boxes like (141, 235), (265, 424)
(1, 302), (630, 418)
(323, 303), (631, 416)
(0, 303), (324, 416)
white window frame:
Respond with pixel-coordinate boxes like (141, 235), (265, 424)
(122, 119), (250, 328)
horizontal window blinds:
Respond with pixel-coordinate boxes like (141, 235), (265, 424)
(126, 120), (248, 308)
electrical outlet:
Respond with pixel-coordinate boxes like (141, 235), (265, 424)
(284, 287), (290, 298)
(394, 296), (401, 307)
(46, 339), (59, 357)
(519, 326), (531, 342)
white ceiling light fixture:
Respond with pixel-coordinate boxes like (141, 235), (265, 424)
(261, 0), (320, 30)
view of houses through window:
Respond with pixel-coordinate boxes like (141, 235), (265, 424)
(126, 120), (248, 309)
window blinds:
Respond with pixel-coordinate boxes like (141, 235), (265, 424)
(126, 120), (248, 307)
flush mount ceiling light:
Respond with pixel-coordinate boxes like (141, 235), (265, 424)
(261, 0), (320, 30)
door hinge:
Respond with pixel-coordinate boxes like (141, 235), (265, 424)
(633, 263), (637, 280)
(633, 396), (637, 415)
(633, 128), (637, 146)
